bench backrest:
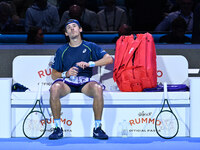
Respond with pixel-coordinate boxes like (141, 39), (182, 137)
(12, 55), (188, 91)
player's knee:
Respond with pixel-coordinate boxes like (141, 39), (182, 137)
(93, 84), (103, 97)
(50, 82), (63, 98)
(50, 83), (60, 92)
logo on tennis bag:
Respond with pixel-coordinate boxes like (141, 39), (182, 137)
(113, 33), (157, 92)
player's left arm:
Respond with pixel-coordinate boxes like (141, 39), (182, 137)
(93, 53), (113, 66)
(77, 54), (113, 69)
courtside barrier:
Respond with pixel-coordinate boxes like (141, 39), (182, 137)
(0, 34), (192, 44)
(0, 78), (12, 138)
(189, 77), (200, 137)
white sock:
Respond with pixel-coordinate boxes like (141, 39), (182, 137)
(95, 120), (101, 129)
(54, 119), (61, 128)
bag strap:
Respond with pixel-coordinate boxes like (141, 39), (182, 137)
(113, 35), (133, 81)
(114, 35), (133, 71)
(122, 34), (144, 68)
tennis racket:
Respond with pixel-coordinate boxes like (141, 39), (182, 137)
(22, 82), (47, 140)
(155, 82), (179, 139)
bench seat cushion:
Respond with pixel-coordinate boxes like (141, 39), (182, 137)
(11, 91), (190, 105)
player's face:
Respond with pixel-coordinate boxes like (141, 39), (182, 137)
(65, 23), (82, 39)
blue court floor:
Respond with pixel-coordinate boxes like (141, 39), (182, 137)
(0, 137), (200, 150)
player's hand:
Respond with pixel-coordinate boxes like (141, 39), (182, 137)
(67, 66), (78, 77)
(76, 61), (89, 69)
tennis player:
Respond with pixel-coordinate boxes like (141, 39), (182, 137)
(49, 19), (113, 140)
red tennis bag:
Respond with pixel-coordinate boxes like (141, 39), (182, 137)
(113, 33), (157, 92)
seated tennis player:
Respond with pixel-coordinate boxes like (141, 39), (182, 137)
(49, 19), (113, 140)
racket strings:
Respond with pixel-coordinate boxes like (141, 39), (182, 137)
(156, 111), (178, 138)
(23, 112), (46, 139)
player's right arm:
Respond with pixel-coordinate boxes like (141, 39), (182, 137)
(51, 69), (63, 80)
(51, 68), (78, 80)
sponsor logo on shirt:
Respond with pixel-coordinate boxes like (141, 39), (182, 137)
(101, 50), (106, 53)
(82, 49), (87, 53)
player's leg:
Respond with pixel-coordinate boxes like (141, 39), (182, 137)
(81, 82), (103, 120)
(81, 82), (108, 139)
(50, 81), (71, 119)
(49, 81), (71, 140)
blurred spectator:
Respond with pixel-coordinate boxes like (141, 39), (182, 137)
(85, 0), (99, 13)
(26, 26), (44, 44)
(25, 0), (60, 33)
(13, 0), (34, 18)
(68, 4), (82, 20)
(9, 0), (25, 31)
(97, 0), (128, 31)
(98, 0), (127, 11)
(126, 0), (172, 32)
(192, 2), (200, 43)
(59, 0), (99, 31)
(155, 0), (194, 32)
(118, 24), (132, 36)
(48, 0), (58, 6)
(58, 0), (98, 18)
(112, 23), (132, 42)
(0, 1), (24, 33)
(169, 0), (180, 12)
(1, 0), (17, 16)
(159, 16), (191, 43)
(169, 0), (178, 5)
(69, 5), (92, 31)
(58, 0), (74, 18)
(59, 4), (93, 32)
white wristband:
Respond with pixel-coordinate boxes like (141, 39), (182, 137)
(88, 61), (95, 67)
(62, 71), (67, 78)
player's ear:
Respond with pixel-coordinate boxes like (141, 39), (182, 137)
(79, 27), (83, 33)
(65, 32), (69, 37)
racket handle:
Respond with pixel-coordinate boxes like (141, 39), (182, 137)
(37, 82), (43, 99)
(163, 82), (168, 99)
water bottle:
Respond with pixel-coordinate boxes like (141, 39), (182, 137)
(121, 120), (128, 137)
(70, 64), (78, 81)
(70, 75), (76, 81)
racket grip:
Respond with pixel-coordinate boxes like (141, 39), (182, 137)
(37, 82), (43, 99)
(163, 82), (168, 99)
